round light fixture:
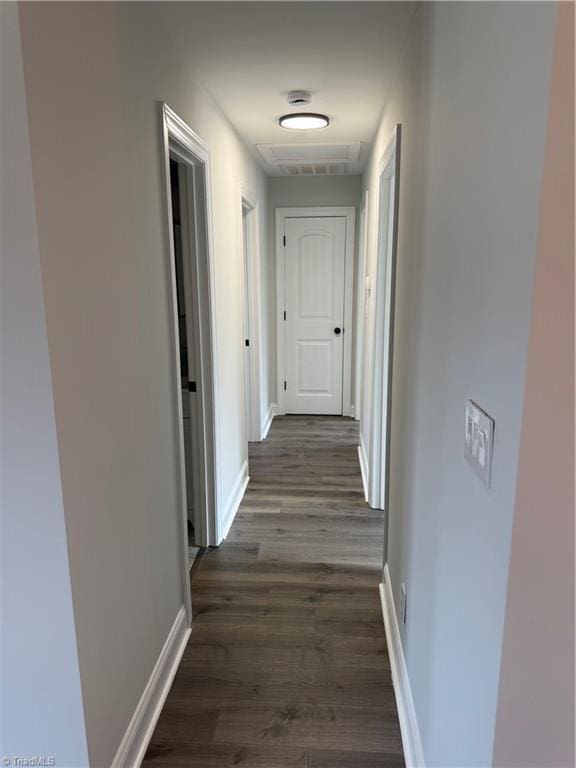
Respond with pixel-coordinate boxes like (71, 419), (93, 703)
(279, 112), (329, 130)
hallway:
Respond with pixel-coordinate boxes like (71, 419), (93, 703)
(5, 2), (573, 764)
(143, 416), (404, 767)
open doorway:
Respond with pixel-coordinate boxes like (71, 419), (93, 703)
(161, 104), (220, 621)
(359, 125), (401, 539)
(354, 190), (370, 423)
(169, 158), (202, 567)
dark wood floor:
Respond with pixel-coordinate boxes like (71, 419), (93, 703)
(143, 416), (404, 767)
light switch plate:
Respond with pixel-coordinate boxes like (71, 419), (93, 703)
(464, 400), (495, 487)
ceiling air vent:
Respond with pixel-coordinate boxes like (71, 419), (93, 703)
(278, 163), (350, 176)
(257, 142), (361, 175)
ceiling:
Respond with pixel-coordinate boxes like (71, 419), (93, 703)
(155, 2), (417, 175)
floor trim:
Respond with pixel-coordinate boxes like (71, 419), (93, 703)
(111, 606), (191, 768)
(220, 459), (249, 540)
(261, 402), (276, 441)
(379, 565), (425, 768)
(358, 439), (369, 502)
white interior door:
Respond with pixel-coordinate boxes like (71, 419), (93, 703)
(284, 216), (346, 414)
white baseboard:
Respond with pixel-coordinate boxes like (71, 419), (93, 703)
(349, 404), (356, 419)
(111, 606), (190, 768)
(220, 459), (249, 540)
(379, 565), (425, 768)
(261, 402), (276, 441)
(358, 438), (369, 502)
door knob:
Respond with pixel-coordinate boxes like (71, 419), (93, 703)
(334, 327), (342, 335)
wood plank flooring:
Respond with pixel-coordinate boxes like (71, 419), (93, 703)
(143, 416), (404, 768)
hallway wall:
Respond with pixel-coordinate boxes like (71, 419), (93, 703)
(267, 175), (361, 405)
(493, 4), (575, 764)
(17, 3), (268, 765)
(0, 5), (89, 762)
(362, 3), (557, 765)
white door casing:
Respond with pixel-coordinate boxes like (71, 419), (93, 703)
(285, 217), (346, 414)
(276, 207), (355, 417)
(160, 103), (221, 625)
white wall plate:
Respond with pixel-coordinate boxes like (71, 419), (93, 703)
(464, 399), (495, 488)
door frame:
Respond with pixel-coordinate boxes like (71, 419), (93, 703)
(275, 206), (356, 416)
(353, 190), (370, 422)
(160, 103), (221, 622)
(237, 183), (263, 442)
(366, 125), (401, 516)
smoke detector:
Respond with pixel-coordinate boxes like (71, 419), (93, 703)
(287, 90), (312, 107)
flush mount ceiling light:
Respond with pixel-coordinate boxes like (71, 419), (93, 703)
(279, 113), (330, 130)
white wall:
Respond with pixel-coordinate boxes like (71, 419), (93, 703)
(361, 3), (556, 765)
(267, 175), (361, 404)
(493, 5), (574, 765)
(17, 3), (268, 765)
(0, 4), (89, 763)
